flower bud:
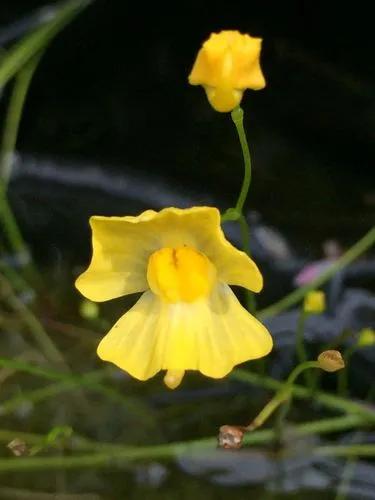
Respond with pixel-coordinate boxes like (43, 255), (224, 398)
(303, 290), (326, 314)
(79, 299), (99, 320)
(218, 425), (245, 449)
(358, 328), (375, 347)
(317, 350), (345, 372)
(189, 30), (265, 112)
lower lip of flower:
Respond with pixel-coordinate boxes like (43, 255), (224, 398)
(147, 246), (216, 303)
(204, 86), (243, 113)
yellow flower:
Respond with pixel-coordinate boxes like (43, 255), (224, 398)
(75, 207), (272, 389)
(303, 290), (326, 314)
(358, 328), (375, 347)
(188, 30), (266, 112)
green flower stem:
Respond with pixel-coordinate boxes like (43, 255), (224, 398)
(296, 311), (309, 376)
(0, 0), (91, 87)
(0, 414), (369, 471)
(0, 379), (92, 416)
(239, 214), (256, 314)
(0, 358), (151, 419)
(246, 361), (320, 431)
(337, 344), (357, 397)
(0, 56), (42, 284)
(0, 54), (41, 184)
(231, 106), (252, 214)
(258, 226), (375, 320)
(231, 368), (375, 422)
(0, 245), (33, 295)
(221, 106), (258, 313)
(0, 272), (66, 368)
(313, 444), (375, 458)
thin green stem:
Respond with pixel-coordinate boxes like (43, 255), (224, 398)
(0, 0), (91, 87)
(231, 369), (375, 422)
(296, 311), (309, 374)
(0, 272), (66, 368)
(0, 54), (42, 184)
(258, 226), (375, 320)
(0, 414), (369, 471)
(246, 361), (320, 430)
(239, 214), (256, 313)
(0, 55), (42, 282)
(295, 311), (314, 388)
(313, 444), (375, 458)
(0, 359), (152, 419)
(0, 415), (363, 450)
(231, 106), (252, 213)
(335, 459), (356, 500)
(337, 344), (356, 397)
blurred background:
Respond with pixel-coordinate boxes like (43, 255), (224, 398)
(0, 1), (374, 499)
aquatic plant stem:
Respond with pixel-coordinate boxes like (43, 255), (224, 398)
(246, 361), (320, 430)
(0, 55), (43, 284)
(337, 344), (357, 396)
(231, 368), (375, 422)
(295, 310), (314, 387)
(0, 414), (370, 471)
(0, 273), (66, 368)
(0, 54), (42, 184)
(239, 214), (256, 313)
(221, 106), (257, 311)
(258, 226), (375, 320)
(231, 106), (251, 214)
(0, 0), (92, 87)
(0, 359), (152, 419)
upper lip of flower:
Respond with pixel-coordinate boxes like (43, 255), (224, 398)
(75, 206), (263, 303)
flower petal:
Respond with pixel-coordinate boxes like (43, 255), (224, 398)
(76, 206), (263, 302)
(97, 284), (272, 380)
(75, 214), (158, 301)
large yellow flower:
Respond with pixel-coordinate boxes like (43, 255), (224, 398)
(75, 207), (272, 389)
(189, 30), (266, 112)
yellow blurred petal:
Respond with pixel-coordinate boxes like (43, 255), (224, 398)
(97, 284), (272, 380)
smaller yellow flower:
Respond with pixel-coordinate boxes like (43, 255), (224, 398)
(303, 290), (326, 314)
(358, 328), (375, 347)
(188, 30), (266, 112)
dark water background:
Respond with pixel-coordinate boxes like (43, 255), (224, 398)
(0, 1), (374, 499)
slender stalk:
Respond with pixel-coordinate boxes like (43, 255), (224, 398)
(296, 311), (308, 362)
(258, 226), (375, 320)
(313, 444), (375, 458)
(337, 344), (357, 397)
(295, 311), (313, 388)
(246, 361), (320, 430)
(0, 359), (151, 419)
(0, 55), (43, 284)
(239, 214), (256, 313)
(231, 106), (252, 213)
(0, 0), (91, 87)
(231, 369), (375, 422)
(0, 414), (369, 472)
(0, 272), (66, 368)
(221, 106), (258, 314)
(0, 54), (42, 184)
